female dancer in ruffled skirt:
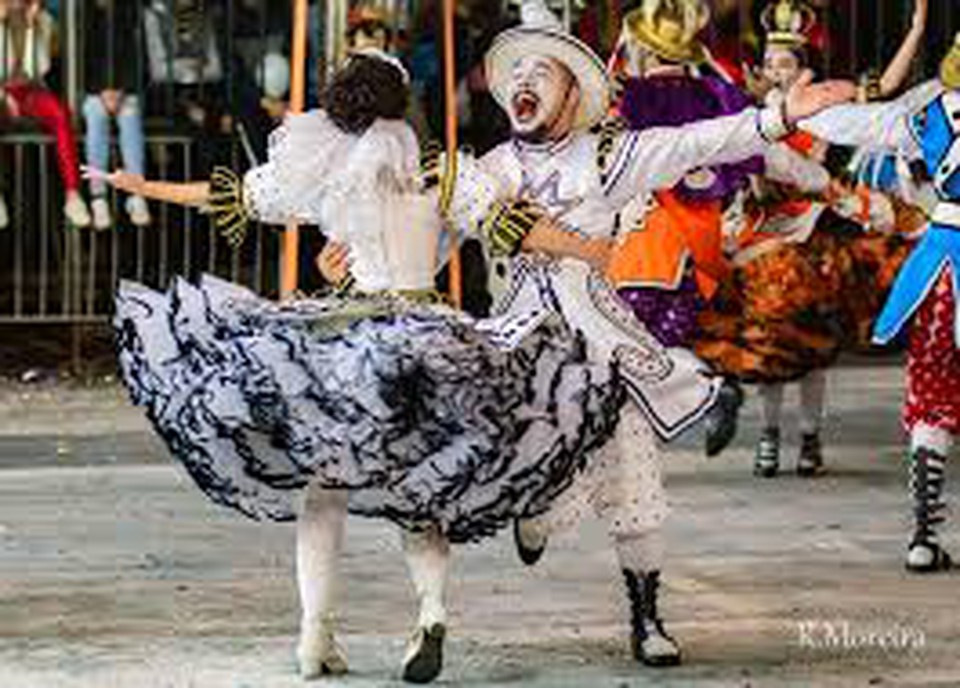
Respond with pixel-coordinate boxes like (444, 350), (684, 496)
(99, 53), (623, 683)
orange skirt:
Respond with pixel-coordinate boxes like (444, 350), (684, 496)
(695, 212), (912, 383)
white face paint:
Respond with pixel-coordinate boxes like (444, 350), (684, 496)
(505, 55), (578, 142)
(762, 45), (803, 92)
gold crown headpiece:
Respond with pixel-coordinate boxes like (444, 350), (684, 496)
(761, 0), (816, 49)
(624, 0), (711, 64)
(941, 32), (960, 90)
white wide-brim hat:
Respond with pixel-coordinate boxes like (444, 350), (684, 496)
(486, 25), (611, 130)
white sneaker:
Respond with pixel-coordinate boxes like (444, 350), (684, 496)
(64, 192), (91, 228)
(91, 197), (112, 230)
(297, 617), (348, 679)
(125, 195), (152, 227)
(0, 195), (8, 230)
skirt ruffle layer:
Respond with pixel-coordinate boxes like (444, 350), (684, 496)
(115, 275), (623, 543)
(696, 214), (912, 383)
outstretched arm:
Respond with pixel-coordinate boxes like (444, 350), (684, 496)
(875, 0), (927, 98)
(88, 166), (258, 247)
(94, 170), (212, 208)
(604, 72), (857, 206)
(800, 79), (942, 154)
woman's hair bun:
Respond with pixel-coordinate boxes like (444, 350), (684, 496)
(324, 55), (409, 135)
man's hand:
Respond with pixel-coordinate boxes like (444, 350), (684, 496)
(316, 241), (350, 285)
(521, 216), (569, 256)
(82, 168), (146, 195)
(522, 217), (612, 272)
(784, 70), (858, 124)
(743, 62), (774, 102)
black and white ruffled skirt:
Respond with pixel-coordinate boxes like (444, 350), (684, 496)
(114, 276), (623, 543)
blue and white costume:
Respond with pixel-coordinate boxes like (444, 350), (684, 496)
(803, 80), (960, 347)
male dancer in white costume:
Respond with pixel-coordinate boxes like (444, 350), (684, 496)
(317, 0), (855, 676)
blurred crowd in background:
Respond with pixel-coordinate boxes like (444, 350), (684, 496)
(0, 0), (952, 232)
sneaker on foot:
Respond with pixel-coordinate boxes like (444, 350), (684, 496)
(704, 379), (744, 457)
(402, 623), (445, 684)
(64, 192), (91, 228)
(754, 428), (780, 478)
(797, 432), (825, 477)
(126, 195), (151, 226)
(91, 197), (112, 230)
(514, 517), (547, 566)
(906, 539), (953, 573)
(297, 619), (349, 679)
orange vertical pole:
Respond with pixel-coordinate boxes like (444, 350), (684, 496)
(282, 0), (310, 298)
(441, 0), (462, 308)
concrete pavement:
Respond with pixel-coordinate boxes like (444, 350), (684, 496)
(0, 363), (958, 687)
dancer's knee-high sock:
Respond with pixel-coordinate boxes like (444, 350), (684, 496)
(401, 526), (450, 683)
(799, 369), (827, 435)
(296, 485), (349, 675)
(911, 424), (954, 456)
(403, 525), (450, 629)
(761, 382), (784, 431)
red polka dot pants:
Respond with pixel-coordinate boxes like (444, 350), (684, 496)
(904, 271), (960, 435)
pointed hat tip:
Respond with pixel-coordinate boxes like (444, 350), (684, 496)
(520, 0), (563, 31)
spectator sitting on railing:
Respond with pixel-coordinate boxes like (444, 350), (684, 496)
(83, 0), (151, 230)
(0, 0), (91, 227)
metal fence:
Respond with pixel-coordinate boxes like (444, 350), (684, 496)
(3, 0), (960, 328)
(0, 129), (281, 324)
(1, 0), (289, 325)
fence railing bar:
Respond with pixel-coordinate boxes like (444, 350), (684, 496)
(158, 146), (169, 286)
(183, 143), (193, 277)
(39, 146), (50, 318)
(86, 231), (98, 317)
(13, 144), (24, 318)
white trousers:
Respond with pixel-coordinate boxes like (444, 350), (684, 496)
(535, 404), (669, 539)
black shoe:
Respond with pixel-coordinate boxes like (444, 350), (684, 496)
(402, 623), (446, 684)
(797, 432), (825, 477)
(705, 379), (744, 457)
(906, 539), (953, 573)
(514, 518), (546, 567)
(623, 570), (681, 667)
(754, 428), (780, 478)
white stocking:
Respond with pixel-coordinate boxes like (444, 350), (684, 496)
(911, 424), (955, 455)
(799, 369), (827, 435)
(761, 382), (784, 431)
(403, 525), (450, 628)
(296, 484), (348, 672)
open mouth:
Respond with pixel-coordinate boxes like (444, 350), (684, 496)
(512, 91), (540, 123)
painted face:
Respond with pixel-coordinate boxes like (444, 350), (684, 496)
(505, 55), (579, 142)
(762, 45), (803, 91)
